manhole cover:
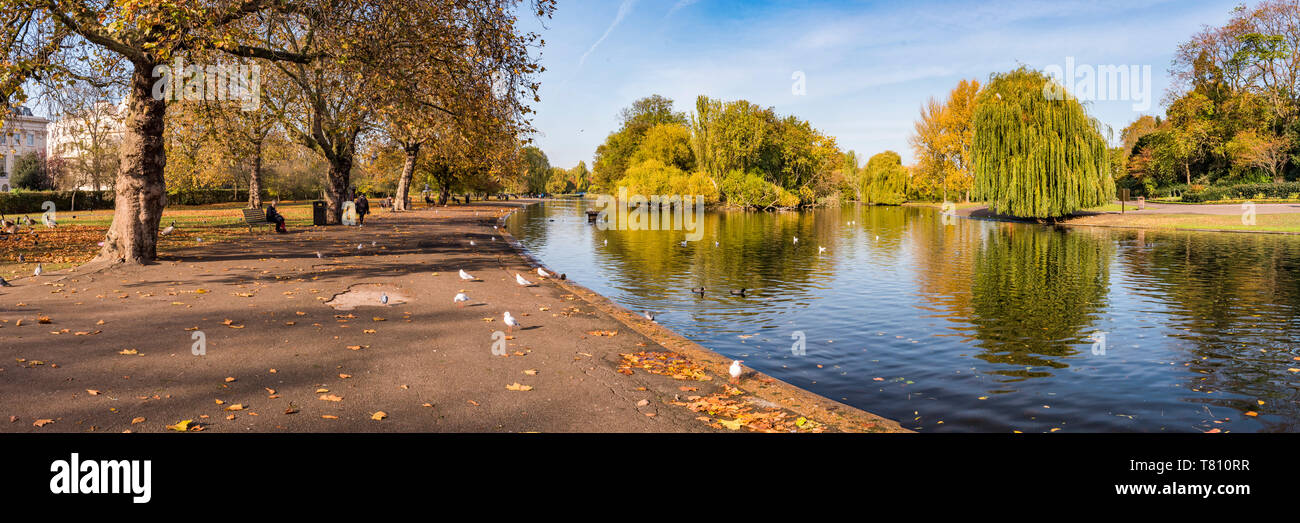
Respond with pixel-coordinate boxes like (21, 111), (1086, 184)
(326, 284), (411, 310)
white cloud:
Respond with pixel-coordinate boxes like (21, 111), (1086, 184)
(666, 0), (701, 18)
(579, 0), (640, 68)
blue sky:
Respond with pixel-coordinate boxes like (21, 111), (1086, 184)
(520, 0), (1240, 168)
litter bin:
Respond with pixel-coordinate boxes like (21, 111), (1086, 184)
(312, 200), (327, 226)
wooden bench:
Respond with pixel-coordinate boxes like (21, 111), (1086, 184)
(241, 208), (274, 233)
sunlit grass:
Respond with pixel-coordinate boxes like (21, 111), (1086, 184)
(1067, 212), (1300, 233)
(0, 201), (317, 280)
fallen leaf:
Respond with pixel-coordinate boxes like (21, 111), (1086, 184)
(166, 420), (192, 432)
(131, 417), (145, 424)
(319, 394), (343, 402)
(371, 411), (387, 421)
(506, 383), (533, 391)
(86, 389), (100, 396)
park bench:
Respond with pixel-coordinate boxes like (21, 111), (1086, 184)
(241, 208), (274, 233)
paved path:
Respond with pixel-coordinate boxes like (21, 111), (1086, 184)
(0, 201), (901, 433)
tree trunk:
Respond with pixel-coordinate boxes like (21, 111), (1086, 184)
(248, 140), (263, 209)
(94, 64), (167, 265)
(1185, 162), (1191, 185)
(323, 154), (353, 225)
(393, 142), (419, 211)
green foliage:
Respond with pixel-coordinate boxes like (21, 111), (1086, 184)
(862, 151), (908, 205)
(10, 152), (53, 190)
(630, 123), (695, 172)
(1181, 181), (1300, 202)
(615, 159), (720, 204)
(719, 169), (799, 208)
(972, 67), (1113, 219)
(0, 190), (113, 214)
(522, 146), (551, 193)
(593, 95), (690, 187)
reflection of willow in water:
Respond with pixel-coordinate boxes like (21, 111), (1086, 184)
(968, 225), (1112, 380)
(1121, 231), (1300, 430)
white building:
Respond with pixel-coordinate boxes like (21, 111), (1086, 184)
(1, 106), (50, 192)
(46, 99), (126, 161)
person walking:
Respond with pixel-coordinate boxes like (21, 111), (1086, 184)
(355, 193), (370, 225)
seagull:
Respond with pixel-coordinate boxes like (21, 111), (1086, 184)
(316, 251), (323, 258)
(357, 243), (363, 250)
(160, 221), (175, 236)
(792, 237), (798, 244)
(729, 360), (744, 384)
(34, 263), (43, 276)
(459, 269), (475, 281)
(515, 273), (533, 286)
(603, 239), (607, 246)
(0, 276), (11, 287)
(691, 286), (705, 295)
(454, 293), (469, 307)
(503, 311), (520, 332)
(371, 241), (377, 246)
(714, 241), (719, 247)
(380, 293), (389, 305)
(730, 288), (746, 297)
(680, 240), (687, 247)
(642, 311), (656, 322)
(469, 240), (476, 247)
(536, 267), (550, 278)
(818, 246), (826, 254)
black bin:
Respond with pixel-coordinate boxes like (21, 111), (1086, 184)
(312, 200), (327, 226)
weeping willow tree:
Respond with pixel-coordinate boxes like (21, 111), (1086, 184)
(972, 67), (1114, 220)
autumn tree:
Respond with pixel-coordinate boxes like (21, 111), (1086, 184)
(1, 0), (320, 264)
(909, 78), (980, 202)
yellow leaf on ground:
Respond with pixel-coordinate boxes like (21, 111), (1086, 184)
(33, 419), (54, 427)
(371, 411), (387, 420)
(166, 420), (192, 432)
(319, 394), (343, 402)
(506, 383), (533, 391)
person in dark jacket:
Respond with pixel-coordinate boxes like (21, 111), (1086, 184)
(265, 203), (287, 233)
(355, 193), (370, 225)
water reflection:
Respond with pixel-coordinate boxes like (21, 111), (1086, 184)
(507, 199), (1300, 432)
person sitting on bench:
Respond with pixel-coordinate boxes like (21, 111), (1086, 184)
(265, 204), (287, 234)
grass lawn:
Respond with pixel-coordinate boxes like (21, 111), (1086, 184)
(1065, 211), (1300, 233)
(0, 201), (320, 280)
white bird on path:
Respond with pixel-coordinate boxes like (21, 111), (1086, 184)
(536, 267), (550, 278)
(160, 221), (175, 236)
(34, 263), (43, 276)
(503, 311), (521, 332)
(454, 293), (469, 307)
(729, 360), (744, 384)
(515, 273), (533, 286)
(459, 269), (475, 281)
(357, 243), (363, 250)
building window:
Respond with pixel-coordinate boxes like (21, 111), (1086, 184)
(28, 133), (34, 146)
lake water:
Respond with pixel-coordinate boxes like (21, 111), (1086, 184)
(506, 199), (1300, 432)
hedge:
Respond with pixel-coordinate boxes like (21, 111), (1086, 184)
(0, 190), (114, 214)
(1181, 182), (1300, 203)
